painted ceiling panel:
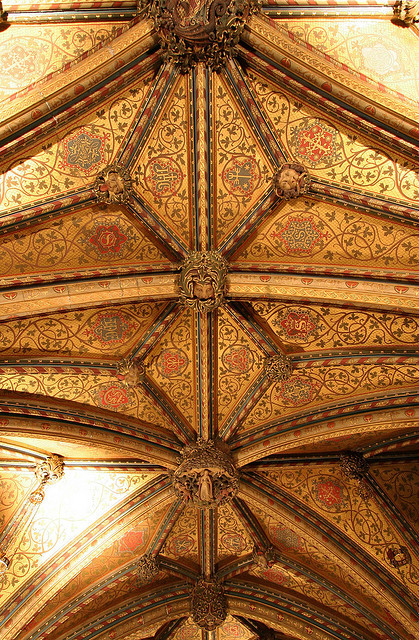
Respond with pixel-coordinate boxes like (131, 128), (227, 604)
(369, 462), (419, 535)
(0, 72), (154, 214)
(247, 301), (419, 353)
(216, 306), (266, 433)
(0, 205), (172, 282)
(0, 23), (123, 102)
(231, 197), (419, 273)
(161, 505), (200, 567)
(241, 362), (419, 431)
(132, 73), (194, 249)
(0, 468), (156, 600)
(0, 5), (417, 640)
(261, 466), (419, 593)
(246, 69), (419, 206)
(144, 307), (197, 433)
(212, 72), (275, 247)
(0, 302), (168, 359)
(280, 19), (419, 103)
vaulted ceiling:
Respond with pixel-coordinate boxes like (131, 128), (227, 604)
(0, 3), (418, 640)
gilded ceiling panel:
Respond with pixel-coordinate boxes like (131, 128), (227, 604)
(0, 205), (172, 280)
(247, 69), (418, 205)
(249, 563), (377, 635)
(144, 308), (197, 431)
(212, 72), (274, 246)
(248, 301), (419, 352)
(281, 19), (419, 103)
(0, 468), (154, 599)
(261, 466), (419, 592)
(218, 615), (254, 640)
(369, 462), (419, 535)
(0, 23), (122, 101)
(132, 74), (193, 248)
(283, 424), (417, 456)
(0, 302), (167, 359)
(231, 198), (419, 272)
(0, 369), (177, 424)
(161, 505), (200, 566)
(0, 73), (153, 213)
(16, 505), (167, 640)
(172, 617), (201, 640)
(217, 503), (253, 563)
(241, 362), (419, 430)
(0, 469), (34, 535)
(248, 502), (391, 622)
(216, 307), (265, 431)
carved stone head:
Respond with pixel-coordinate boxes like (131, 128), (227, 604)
(94, 164), (132, 204)
(179, 251), (228, 312)
(273, 163), (309, 199)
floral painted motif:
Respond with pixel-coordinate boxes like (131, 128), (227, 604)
(98, 383), (130, 408)
(222, 157), (260, 195)
(147, 157), (184, 197)
(89, 225), (128, 254)
(117, 528), (147, 555)
(157, 348), (189, 377)
(292, 119), (341, 167)
(270, 524), (302, 551)
(272, 217), (327, 254)
(279, 310), (317, 339)
(222, 346), (253, 374)
(314, 480), (343, 507)
(85, 312), (137, 346)
(278, 376), (318, 406)
(62, 128), (105, 172)
(220, 532), (247, 554)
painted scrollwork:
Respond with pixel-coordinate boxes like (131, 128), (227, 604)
(273, 162), (310, 200)
(179, 251), (228, 312)
(94, 164), (132, 204)
(144, 0), (262, 71)
(172, 439), (239, 508)
(191, 577), (227, 630)
(264, 354), (292, 382)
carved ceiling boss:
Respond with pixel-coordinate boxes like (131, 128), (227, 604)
(179, 251), (228, 312)
(142, 0), (262, 71)
(191, 577), (227, 630)
(273, 162), (310, 200)
(94, 164), (132, 204)
(171, 439), (239, 508)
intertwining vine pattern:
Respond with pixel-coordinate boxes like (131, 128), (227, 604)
(247, 70), (419, 203)
(250, 302), (419, 350)
(264, 467), (419, 589)
(236, 199), (419, 268)
(213, 75), (272, 244)
(134, 76), (191, 245)
(242, 364), (419, 427)
(0, 79), (152, 212)
(0, 209), (168, 277)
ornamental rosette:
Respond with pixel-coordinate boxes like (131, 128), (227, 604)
(191, 577), (227, 630)
(264, 354), (292, 382)
(179, 251), (228, 312)
(172, 439), (239, 508)
(143, 0), (262, 72)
